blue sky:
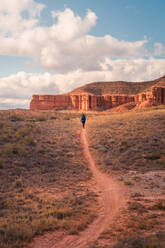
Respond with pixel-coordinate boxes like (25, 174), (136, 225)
(37, 0), (165, 42)
(0, 0), (165, 109)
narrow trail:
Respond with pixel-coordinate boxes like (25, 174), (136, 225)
(32, 129), (126, 248)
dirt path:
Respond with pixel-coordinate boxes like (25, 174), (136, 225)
(32, 129), (126, 248)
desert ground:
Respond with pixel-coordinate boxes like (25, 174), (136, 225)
(0, 107), (165, 248)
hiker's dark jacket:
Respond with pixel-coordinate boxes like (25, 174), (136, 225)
(81, 114), (86, 122)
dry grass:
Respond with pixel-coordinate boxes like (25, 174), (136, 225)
(87, 108), (165, 248)
(0, 110), (97, 248)
(87, 109), (165, 173)
(1, 108), (165, 247)
(112, 232), (165, 248)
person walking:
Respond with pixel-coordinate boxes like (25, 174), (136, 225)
(80, 113), (86, 128)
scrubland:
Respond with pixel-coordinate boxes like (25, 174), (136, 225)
(87, 107), (165, 248)
(0, 107), (165, 248)
(0, 110), (97, 248)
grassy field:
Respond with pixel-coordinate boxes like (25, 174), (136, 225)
(87, 107), (165, 248)
(0, 110), (97, 248)
(1, 107), (165, 248)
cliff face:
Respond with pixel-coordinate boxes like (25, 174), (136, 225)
(30, 95), (72, 110)
(30, 77), (165, 111)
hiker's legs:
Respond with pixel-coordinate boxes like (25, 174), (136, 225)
(82, 121), (85, 128)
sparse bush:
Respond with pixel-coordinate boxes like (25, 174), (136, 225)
(0, 122), (4, 128)
(3, 144), (15, 157)
(153, 201), (165, 210)
(3, 224), (33, 243)
(9, 114), (23, 122)
(63, 116), (70, 120)
(15, 130), (26, 140)
(158, 154), (165, 167)
(54, 208), (72, 220)
(113, 234), (165, 248)
(68, 228), (78, 235)
(143, 153), (160, 160)
(36, 116), (47, 121)
(14, 178), (23, 188)
(40, 165), (46, 174)
(128, 201), (146, 212)
(133, 176), (140, 181)
(0, 132), (12, 142)
(13, 145), (26, 156)
(3, 144), (27, 157)
(38, 149), (45, 154)
(35, 126), (41, 133)
(15, 126), (32, 139)
(0, 160), (3, 169)
(0, 198), (8, 210)
(120, 141), (129, 152)
(50, 116), (57, 120)
(24, 136), (35, 145)
(124, 181), (133, 186)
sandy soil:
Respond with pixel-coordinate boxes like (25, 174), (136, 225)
(32, 129), (126, 248)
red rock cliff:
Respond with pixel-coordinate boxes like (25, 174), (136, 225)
(30, 78), (165, 111)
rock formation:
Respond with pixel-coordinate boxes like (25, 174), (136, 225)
(30, 76), (165, 111)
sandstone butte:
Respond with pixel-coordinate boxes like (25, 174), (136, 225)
(30, 75), (165, 111)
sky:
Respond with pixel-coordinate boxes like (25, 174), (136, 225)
(0, 0), (165, 109)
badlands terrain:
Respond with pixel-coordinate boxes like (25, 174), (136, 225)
(0, 107), (165, 248)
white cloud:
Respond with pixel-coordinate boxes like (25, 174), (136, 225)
(0, 1), (165, 109)
(154, 43), (165, 56)
(0, 3), (155, 72)
(0, 0), (45, 35)
(51, 8), (97, 41)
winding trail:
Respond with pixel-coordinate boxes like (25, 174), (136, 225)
(32, 129), (126, 248)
